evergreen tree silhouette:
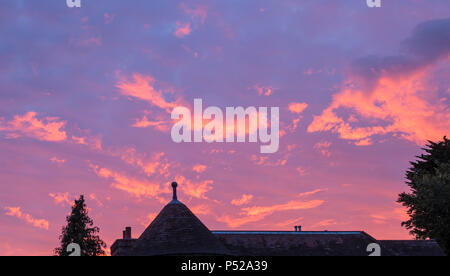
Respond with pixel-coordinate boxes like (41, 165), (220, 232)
(398, 136), (450, 255)
(55, 195), (106, 256)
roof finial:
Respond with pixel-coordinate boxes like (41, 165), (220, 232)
(171, 182), (178, 201)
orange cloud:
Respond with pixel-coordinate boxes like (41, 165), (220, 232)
(288, 102), (308, 114)
(89, 194), (103, 207)
(231, 194), (253, 206)
(90, 163), (162, 198)
(217, 213), (267, 228)
(71, 134), (103, 151)
(0, 112), (67, 142)
(253, 85), (275, 96)
(296, 167), (307, 176)
(241, 200), (324, 217)
(132, 116), (169, 132)
(50, 157), (66, 166)
(219, 199), (324, 228)
(139, 212), (158, 226)
(175, 175), (213, 199)
(4, 207), (49, 230)
(117, 149), (172, 178)
(192, 164), (207, 173)
(116, 73), (178, 112)
(48, 192), (71, 206)
(297, 188), (328, 197)
(314, 141), (332, 157)
(174, 22), (192, 38)
(190, 204), (211, 215)
(274, 217), (304, 228)
(308, 69), (450, 146)
(312, 219), (337, 228)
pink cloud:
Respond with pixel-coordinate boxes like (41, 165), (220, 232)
(219, 199), (324, 228)
(297, 188), (328, 197)
(190, 204), (211, 215)
(241, 200), (324, 217)
(89, 193), (103, 207)
(48, 192), (71, 206)
(308, 69), (450, 146)
(117, 149), (172, 178)
(231, 194), (253, 206)
(50, 157), (66, 166)
(0, 112), (67, 142)
(253, 85), (275, 96)
(296, 167), (307, 176)
(288, 102), (308, 114)
(180, 3), (208, 24)
(116, 73), (179, 112)
(89, 163), (162, 199)
(314, 141), (332, 157)
(132, 116), (169, 132)
(4, 207), (49, 230)
(312, 219), (337, 228)
(175, 175), (213, 199)
(174, 22), (192, 38)
(192, 164), (207, 173)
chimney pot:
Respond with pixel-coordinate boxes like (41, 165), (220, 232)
(123, 227), (132, 239)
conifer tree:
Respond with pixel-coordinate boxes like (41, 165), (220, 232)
(55, 195), (106, 256)
(398, 137), (450, 255)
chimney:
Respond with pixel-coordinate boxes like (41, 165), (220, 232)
(123, 227), (132, 239)
(294, 226), (298, 232)
(297, 225), (302, 232)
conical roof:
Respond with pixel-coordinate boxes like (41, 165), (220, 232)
(132, 182), (230, 256)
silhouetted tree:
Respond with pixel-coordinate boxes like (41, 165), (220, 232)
(55, 195), (106, 256)
(398, 136), (450, 255)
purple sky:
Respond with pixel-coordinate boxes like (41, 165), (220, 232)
(0, 0), (449, 255)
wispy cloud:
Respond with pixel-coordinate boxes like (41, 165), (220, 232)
(4, 207), (49, 230)
(116, 73), (179, 112)
(192, 164), (207, 173)
(48, 192), (71, 206)
(231, 194), (253, 206)
(297, 188), (328, 197)
(89, 163), (162, 199)
(0, 112), (67, 142)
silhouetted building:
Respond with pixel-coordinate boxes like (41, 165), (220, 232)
(111, 182), (445, 256)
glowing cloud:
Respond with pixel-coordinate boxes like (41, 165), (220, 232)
(175, 175), (213, 199)
(253, 85), (275, 96)
(48, 192), (71, 206)
(219, 199), (324, 228)
(132, 116), (169, 132)
(231, 194), (253, 206)
(241, 200), (324, 217)
(116, 73), (178, 112)
(90, 163), (162, 198)
(192, 164), (207, 173)
(314, 141), (332, 157)
(0, 112), (67, 142)
(4, 207), (49, 230)
(288, 102), (308, 114)
(297, 188), (328, 197)
(174, 22), (192, 38)
(308, 18), (450, 146)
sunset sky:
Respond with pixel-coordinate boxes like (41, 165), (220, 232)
(0, 0), (449, 255)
